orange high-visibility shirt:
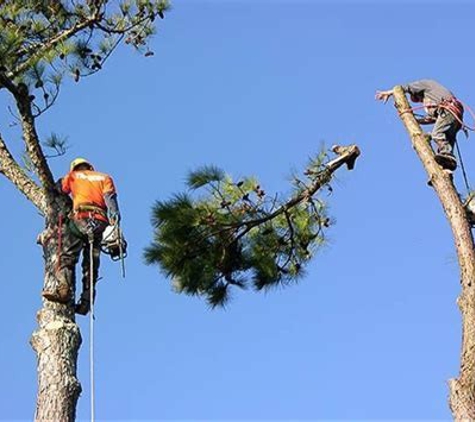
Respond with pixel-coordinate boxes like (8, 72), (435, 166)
(62, 170), (116, 212)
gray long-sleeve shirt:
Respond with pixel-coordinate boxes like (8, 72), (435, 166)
(402, 79), (456, 116)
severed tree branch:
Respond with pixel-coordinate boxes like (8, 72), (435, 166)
(188, 144), (360, 248)
(236, 144), (360, 236)
(145, 143), (361, 307)
(0, 132), (45, 212)
(184, 144), (360, 264)
(392, 85), (475, 420)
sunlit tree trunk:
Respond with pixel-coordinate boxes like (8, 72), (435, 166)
(393, 85), (475, 420)
(30, 201), (82, 422)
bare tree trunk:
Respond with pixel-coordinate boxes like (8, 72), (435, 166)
(30, 200), (82, 422)
(393, 86), (475, 420)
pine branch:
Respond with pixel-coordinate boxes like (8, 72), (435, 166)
(8, 16), (98, 81)
(1, 78), (56, 193)
(145, 144), (361, 307)
(0, 131), (45, 212)
(237, 144), (360, 238)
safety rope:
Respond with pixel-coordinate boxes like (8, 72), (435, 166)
(118, 223), (126, 278)
(455, 140), (472, 194)
(452, 99), (475, 132)
(55, 214), (63, 274)
(88, 234), (96, 422)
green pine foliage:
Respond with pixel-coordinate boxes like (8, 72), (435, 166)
(0, 0), (170, 113)
(144, 151), (335, 308)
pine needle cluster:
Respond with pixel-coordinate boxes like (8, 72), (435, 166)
(145, 151), (336, 308)
(0, 0), (170, 115)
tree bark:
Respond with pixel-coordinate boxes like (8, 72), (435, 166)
(393, 86), (475, 420)
(31, 199), (83, 422)
(0, 132), (45, 211)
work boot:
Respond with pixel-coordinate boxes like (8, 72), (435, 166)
(42, 282), (71, 304)
(75, 298), (90, 315)
(75, 289), (95, 315)
(435, 153), (457, 171)
(464, 195), (475, 226)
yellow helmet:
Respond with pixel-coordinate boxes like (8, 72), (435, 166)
(70, 157), (94, 172)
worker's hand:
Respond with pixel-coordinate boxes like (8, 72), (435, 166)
(375, 90), (393, 104)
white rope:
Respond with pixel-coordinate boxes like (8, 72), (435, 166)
(88, 236), (95, 422)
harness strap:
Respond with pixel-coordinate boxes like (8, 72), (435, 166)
(74, 203), (108, 223)
(400, 97), (475, 132)
(439, 98), (466, 128)
(55, 214), (63, 274)
(75, 203), (107, 216)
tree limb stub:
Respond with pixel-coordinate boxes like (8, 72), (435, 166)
(393, 85), (475, 420)
(0, 131), (45, 212)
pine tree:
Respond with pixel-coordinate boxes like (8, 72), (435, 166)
(0, 1), (169, 420)
(392, 86), (475, 419)
(145, 144), (360, 307)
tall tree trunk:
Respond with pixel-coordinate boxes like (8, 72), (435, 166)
(393, 86), (475, 420)
(30, 198), (83, 422)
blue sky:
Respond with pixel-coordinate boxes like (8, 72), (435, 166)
(1, 1), (475, 420)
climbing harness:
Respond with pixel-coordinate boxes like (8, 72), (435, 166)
(399, 97), (475, 134)
(74, 203), (108, 222)
(398, 97), (474, 194)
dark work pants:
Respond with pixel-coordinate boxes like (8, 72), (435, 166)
(432, 109), (462, 156)
(62, 218), (108, 302)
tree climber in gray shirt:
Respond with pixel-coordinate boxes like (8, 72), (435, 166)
(376, 79), (464, 171)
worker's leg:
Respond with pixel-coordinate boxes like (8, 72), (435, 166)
(76, 219), (108, 315)
(432, 110), (460, 171)
(42, 220), (84, 303)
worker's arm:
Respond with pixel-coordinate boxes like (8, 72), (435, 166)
(377, 80), (431, 103)
(105, 192), (121, 224)
(401, 80), (429, 97)
(401, 80), (439, 104)
(103, 175), (121, 224)
(375, 89), (394, 103)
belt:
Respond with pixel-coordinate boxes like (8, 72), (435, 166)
(73, 204), (108, 221)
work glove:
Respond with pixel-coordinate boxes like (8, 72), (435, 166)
(109, 212), (121, 226)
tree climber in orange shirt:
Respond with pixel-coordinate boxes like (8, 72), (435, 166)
(42, 158), (121, 315)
